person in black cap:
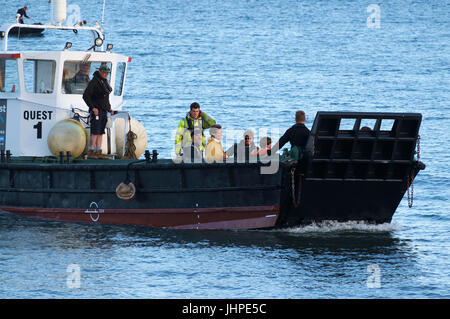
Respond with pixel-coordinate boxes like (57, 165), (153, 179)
(16, 6), (31, 24)
(83, 64), (115, 159)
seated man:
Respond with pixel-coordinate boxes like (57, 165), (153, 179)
(65, 63), (91, 94)
(226, 129), (257, 162)
(205, 124), (226, 163)
(182, 129), (204, 163)
(273, 110), (310, 160)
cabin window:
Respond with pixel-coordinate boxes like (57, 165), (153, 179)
(114, 62), (126, 96)
(23, 59), (56, 94)
(0, 58), (20, 93)
(62, 61), (111, 94)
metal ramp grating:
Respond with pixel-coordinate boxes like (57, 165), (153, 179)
(306, 112), (422, 180)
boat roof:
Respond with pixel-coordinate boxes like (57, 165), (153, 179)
(1, 22), (106, 52)
(0, 50), (130, 62)
(0, 22), (130, 70)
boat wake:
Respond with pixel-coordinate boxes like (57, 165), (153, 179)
(276, 220), (400, 233)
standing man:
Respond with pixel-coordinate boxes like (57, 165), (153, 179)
(83, 64), (114, 159)
(16, 6), (31, 24)
(175, 102), (216, 157)
(273, 110), (311, 159)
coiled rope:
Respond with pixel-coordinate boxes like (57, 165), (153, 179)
(123, 115), (137, 159)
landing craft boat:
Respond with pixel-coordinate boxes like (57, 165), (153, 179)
(0, 6), (425, 230)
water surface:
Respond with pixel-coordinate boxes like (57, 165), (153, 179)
(0, 0), (449, 298)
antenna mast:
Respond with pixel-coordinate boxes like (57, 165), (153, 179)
(101, 0), (106, 32)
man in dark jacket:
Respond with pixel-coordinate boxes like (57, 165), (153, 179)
(273, 110), (311, 158)
(83, 64), (114, 159)
(16, 6), (30, 24)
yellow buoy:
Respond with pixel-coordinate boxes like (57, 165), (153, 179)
(114, 117), (148, 159)
(47, 119), (87, 158)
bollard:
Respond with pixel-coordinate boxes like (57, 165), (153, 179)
(152, 150), (158, 163)
(144, 150), (151, 163)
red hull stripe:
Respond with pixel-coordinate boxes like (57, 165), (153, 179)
(0, 53), (21, 59)
(0, 205), (279, 230)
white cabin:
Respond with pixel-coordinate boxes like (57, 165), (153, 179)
(0, 23), (131, 157)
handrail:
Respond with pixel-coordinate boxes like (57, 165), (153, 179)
(1, 23), (104, 52)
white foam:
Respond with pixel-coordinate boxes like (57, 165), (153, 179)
(277, 220), (401, 233)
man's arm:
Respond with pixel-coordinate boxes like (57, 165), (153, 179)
(174, 119), (186, 155)
(272, 127), (292, 153)
(225, 142), (238, 156)
(18, 9), (30, 18)
(278, 127), (292, 149)
(200, 111), (216, 129)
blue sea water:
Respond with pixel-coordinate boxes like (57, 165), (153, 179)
(0, 0), (449, 298)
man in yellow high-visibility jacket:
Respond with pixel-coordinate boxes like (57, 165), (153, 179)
(175, 102), (216, 156)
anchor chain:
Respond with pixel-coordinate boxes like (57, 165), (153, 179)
(290, 167), (302, 208)
(407, 135), (421, 208)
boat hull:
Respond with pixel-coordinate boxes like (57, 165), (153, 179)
(275, 111), (425, 227)
(9, 24), (45, 36)
(276, 164), (423, 227)
(0, 160), (282, 230)
(0, 158), (423, 230)
(1, 205), (279, 230)
(0, 112), (425, 230)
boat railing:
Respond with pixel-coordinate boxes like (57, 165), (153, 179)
(0, 23), (105, 52)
